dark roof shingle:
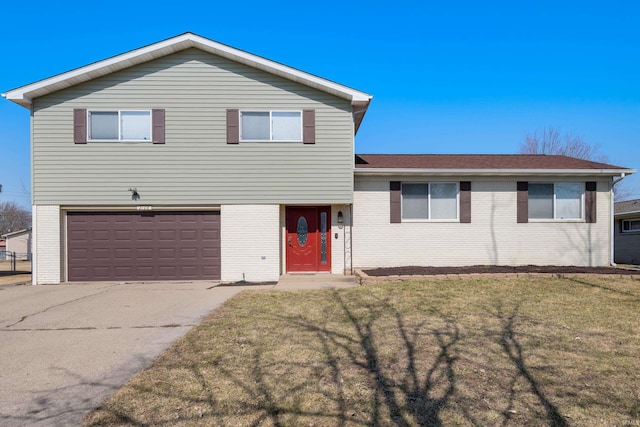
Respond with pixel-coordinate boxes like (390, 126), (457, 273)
(615, 199), (640, 215)
(355, 154), (626, 170)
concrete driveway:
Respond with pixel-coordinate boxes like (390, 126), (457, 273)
(0, 280), (272, 426)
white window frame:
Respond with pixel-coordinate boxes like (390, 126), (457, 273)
(401, 182), (459, 222)
(528, 182), (585, 222)
(621, 219), (640, 233)
(239, 110), (303, 142)
(87, 110), (152, 142)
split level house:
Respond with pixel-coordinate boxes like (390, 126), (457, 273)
(2, 33), (635, 285)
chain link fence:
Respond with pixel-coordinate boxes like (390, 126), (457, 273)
(0, 251), (32, 274)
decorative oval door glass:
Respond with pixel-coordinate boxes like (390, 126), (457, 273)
(297, 216), (308, 246)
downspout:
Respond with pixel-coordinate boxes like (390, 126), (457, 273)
(350, 203), (353, 275)
(610, 173), (626, 266)
(30, 104), (37, 285)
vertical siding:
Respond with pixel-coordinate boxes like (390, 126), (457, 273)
(32, 48), (354, 206)
(221, 204), (280, 282)
(33, 205), (61, 284)
(614, 218), (640, 264)
(353, 176), (611, 268)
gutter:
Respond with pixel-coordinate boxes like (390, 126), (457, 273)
(355, 168), (636, 177)
(610, 173), (627, 266)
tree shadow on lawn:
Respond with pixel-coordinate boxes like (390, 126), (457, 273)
(285, 291), (460, 427)
(86, 289), (578, 426)
(495, 302), (568, 427)
(565, 277), (640, 301)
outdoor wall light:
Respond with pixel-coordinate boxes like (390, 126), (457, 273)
(128, 187), (140, 201)
(337, 211), (344, 224)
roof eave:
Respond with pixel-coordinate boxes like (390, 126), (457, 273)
(354, 168), (636, 177)
(1, 228), (31, 238)
(4, 33), (372, 111)
(615, 210), (640, 218)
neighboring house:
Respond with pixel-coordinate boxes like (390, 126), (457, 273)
(2, 33), (635, 285)
(2, 229), (32, 260)
(614, 199), (640, 264)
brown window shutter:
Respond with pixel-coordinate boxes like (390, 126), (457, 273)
(459, 181), (471, 223)
(517, 181), (528, 223)
(585, 181), (597, 223)
(74, 109), (87, 144)
(390, 181), (401, 223)
(227, 109), (239, 144)
(152, 109), (165, 144)
(303, 109), (315, 144)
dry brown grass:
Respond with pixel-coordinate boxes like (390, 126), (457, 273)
(84, 276), (640, 426)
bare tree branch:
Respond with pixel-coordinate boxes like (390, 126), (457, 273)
(519, 126), (608, 163)
(519, 126), (636, 201)
(0, 202), (32, 235)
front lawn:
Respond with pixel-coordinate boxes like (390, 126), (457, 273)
(85, 276), (640, 426)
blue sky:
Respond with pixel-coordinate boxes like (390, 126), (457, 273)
(1, 0), (639, 209)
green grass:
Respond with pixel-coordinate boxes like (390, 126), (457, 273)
(84, 276), (640, 426)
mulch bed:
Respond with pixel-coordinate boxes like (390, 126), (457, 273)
(216, 281), (278, 287)
(363, 265), (640, 276)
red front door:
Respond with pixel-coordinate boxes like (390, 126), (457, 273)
(286, 207), (331, 272)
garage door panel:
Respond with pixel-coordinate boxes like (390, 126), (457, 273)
(114, 230), (132, 240)
(158, 230), (176, 240)
(92, 230), (110, 241)
(136, 266), (154, 277)
(136, 230), (154, 241)
(179, 230), (197, 240)
(114, 248), (132, 258)
(67, 211), (221, 282)
(159, 248), (176, 258)
(91, 247), (110, 257)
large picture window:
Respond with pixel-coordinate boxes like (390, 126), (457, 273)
(240, 111), (302, 141)
(402, 183), (458, 220)
(88, 110), (151, 141)
(528, 183), (583, 220)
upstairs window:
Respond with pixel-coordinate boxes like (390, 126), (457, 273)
(88, 110), (151, 141)
(401, 182), (458, 220)
(528, 183), (583, 220)
(240, 111), (302, 142)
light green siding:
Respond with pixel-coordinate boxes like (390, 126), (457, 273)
(32, 48), (355, 205)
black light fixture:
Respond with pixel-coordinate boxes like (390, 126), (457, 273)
(128, 187), (140, 201)
(337, 211), (344, 224)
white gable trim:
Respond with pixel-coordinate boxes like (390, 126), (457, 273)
(3, 33), (372, 109)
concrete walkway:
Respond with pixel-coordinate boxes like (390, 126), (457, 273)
(273, 273), (357, 290)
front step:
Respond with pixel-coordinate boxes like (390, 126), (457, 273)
(274, 274), (357, 290)
(278, 274), (356, 283)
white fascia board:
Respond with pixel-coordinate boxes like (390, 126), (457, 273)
(4, 33), (372, 108)
(354, 168), (636, 177)
(1, 228), (31, 238)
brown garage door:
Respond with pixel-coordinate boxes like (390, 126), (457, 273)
(67, 211), (220, 282)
